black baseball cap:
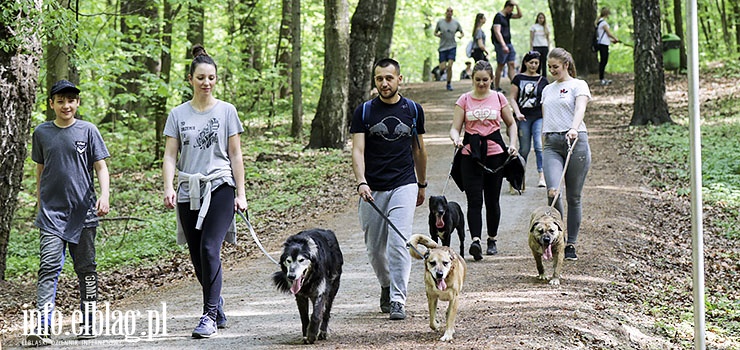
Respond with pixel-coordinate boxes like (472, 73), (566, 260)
(49, 79), (80, 97)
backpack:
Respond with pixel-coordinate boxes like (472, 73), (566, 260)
(466, 40), (474, 58)
(361, 97), (421, 148)
(591, 19), (605, 52)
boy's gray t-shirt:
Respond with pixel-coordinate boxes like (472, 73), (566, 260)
(32, 120), (110, 244)
(163, 100), (244, 203)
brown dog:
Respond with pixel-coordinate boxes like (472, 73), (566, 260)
(528, 206), (565, 285)
(408, 234), (467, 341)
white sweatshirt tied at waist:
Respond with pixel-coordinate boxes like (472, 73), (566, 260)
(175, 169), (237, 245)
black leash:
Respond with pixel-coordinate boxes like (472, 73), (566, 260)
(236, 210), (280, 265)
(365, 199), (425, 259)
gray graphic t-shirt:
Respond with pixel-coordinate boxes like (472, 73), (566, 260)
(163, 100), (244, 202)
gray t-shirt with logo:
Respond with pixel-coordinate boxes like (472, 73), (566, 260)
(436, 18), (463, 51)
(163, 100), (244, 203)
(32, 120), (110, 244)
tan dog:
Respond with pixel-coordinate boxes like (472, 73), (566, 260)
(528, 206), (565, 285)
(408, 234), (467, 341)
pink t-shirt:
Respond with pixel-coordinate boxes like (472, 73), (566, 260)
(455, 91), (508, 156)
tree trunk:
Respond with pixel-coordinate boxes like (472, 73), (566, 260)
(375, 0), (397, 60)
(734, 1), (740, 53)
(307, 0), (350, 149)
(153, 1), (180, 163)
(715, 0), (731, 52)
(182, 0), (205, 103)
(0, 0), (43, 280)
(103, 0), (159, 125)
(572, 0), (598, 76)
(630, 0), (673, 125)
(45, 0), (74, 121)
(673, 0), (688, 69)
(290, 0), (303, 139)
(276, 0), (292, 99)
(346, 0), (389, 126)
(548, 0), (574, 52)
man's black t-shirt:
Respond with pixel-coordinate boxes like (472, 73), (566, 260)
(492, 12), (513, 44)
(350, 96), (425, 191)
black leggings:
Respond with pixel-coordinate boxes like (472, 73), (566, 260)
(532, 46), (549, 78)
(597, 44), (610, 80)
(460, 152), (508, 240)
(178, 185), (235, 320)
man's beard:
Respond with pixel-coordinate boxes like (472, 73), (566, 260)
(379, 86), (398, 99)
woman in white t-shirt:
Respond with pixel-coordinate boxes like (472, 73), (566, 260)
(541, 48), (591, 261)
(450, 60), (518, 260)
(595, 7), (620, 85)
(529, 12), (550, 78)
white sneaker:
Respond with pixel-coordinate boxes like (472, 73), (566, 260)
(537, 174), (546, 187)
(600, 79), (612, 86)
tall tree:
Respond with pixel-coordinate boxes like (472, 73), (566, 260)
(630, 0), (673, 125)
(0, 0), (42, 280)
(307, 0), (350, 149)
(103, 0), (159, 125)
(182, 0), (205, 102)
(375, 0), (397, 60)
(45, 0), (76, 121)
(290, 0), (303, 139)
(277, 0), (292, 99)
(347, 0), (390, 125)
(153, 0), (181, 162)
(732, 0), (740, 52)
(548, 0), (574, 52)
(572, 0), (598, 75)
(673, 0), (688, 70)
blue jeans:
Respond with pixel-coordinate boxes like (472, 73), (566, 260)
(542, 132), (591, 245)
(517, 117), (543, 174)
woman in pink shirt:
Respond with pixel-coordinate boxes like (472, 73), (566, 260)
(450, 60), (518, 260)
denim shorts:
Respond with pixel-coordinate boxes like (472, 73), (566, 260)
(439, 47), (457, 63)
(494, 43), (516, 64)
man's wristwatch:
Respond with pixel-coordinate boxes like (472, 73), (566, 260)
(417, 182), (428, 188)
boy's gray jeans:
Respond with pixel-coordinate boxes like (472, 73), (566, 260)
(36, 228), (98, 325)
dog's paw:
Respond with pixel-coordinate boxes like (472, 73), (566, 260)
(305, 334), (317, 344)
(317, 330), (327, 340)
(440, 330), (455, 342)
(537, 273), (548, 281)
(549, 277), (560, 286)
(429, 320), (440, 331)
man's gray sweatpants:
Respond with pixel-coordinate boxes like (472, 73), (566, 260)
(359, 183), (417, 304)
(36, 228), (97, 325)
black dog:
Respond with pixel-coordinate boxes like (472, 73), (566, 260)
(273, 228), (343, 344)
(428, 195), (466, 258)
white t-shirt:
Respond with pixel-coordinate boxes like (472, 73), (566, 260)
(530, 23), (548, 47)
(597, 20), (611, 46)
(541, 79), (591, 133)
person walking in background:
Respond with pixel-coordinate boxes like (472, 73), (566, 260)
(435, 7), (464, 91)
(450, 60), (518, 260)
(351, 58), (428, 320)
(491, 0), (522, 91)
(529, 12), (550, 78)
(541, 48), (591, 261)
(510, 51), (549, 193)
(596, 7), (620, 85)
(470, 13), (489, 63)
(460, 61), (473, 79)
(162, 44), (247, 338)
(28, 79), (110, 345)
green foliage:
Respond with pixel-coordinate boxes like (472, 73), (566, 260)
(0, 0), (42, 53)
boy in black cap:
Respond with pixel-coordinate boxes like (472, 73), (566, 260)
(26, 80), (110, 345)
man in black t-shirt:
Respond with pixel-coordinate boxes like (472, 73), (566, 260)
(491, 0), (522, 91)
(350, 58), (428, 321)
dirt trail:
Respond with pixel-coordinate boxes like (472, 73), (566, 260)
(5, 79), (673, 349)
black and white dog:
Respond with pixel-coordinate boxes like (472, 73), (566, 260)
(428, 195), (466, 258)
(273, 228), (343, 344)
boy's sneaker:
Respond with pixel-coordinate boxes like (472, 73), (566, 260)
(26, 327), (52, 346)
(380, 286), (391, 313)
(564, 244), (578, 261)
(216, 296), (228, 329)
(192, 315), (217, 338)
(389, 301), (406, 320)
(600, 79), (612, 86)
(469, 239), (483, 261)
(77, 323), (97, 340)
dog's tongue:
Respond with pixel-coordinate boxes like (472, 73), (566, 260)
(290, 277), (302, 295)
(437, 278), (447, 291)
(543, 244), (553, 261)
(436, 217), (445, 229)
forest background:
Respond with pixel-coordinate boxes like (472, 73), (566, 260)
(1, 0), (739, 346)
